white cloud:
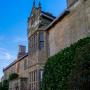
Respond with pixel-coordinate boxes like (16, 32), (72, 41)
(0, 48), (15, 79)
(0, 48), (14, 60)
(5, 53), (12, 60)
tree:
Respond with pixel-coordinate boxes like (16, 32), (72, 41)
(0, 80), (9, 90)
(9, 73), (19, 81)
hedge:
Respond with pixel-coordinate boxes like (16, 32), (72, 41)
(40, 37), (90, 90)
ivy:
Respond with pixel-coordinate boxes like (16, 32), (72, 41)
(40, 37), (90, 90)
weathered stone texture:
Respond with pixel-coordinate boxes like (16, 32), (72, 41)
(67, 0), (75, 7)
(19, 57), (28, 78)
(9, 78), (27, 90)
(3, 56), (28, 80)
(48, 0), (90, 56)
(3, 1), (90, 90)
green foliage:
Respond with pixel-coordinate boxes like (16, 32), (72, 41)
(41, 37), (90, 90)
(67, 44), (90, 90)
(0, 80), (9, 90)
(0, 82), (3, 90)
(2, 80), (9, 90)
(9, 73), (18, 81)
(0, 73), (19, 90)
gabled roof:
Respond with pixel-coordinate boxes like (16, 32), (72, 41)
(45, 9), (70, 31)
(41, 11), (56, 20)
(28, 6), (56, 22)
(3, 53), (28, 72)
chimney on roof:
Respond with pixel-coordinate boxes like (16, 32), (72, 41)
(17, 45), (26, 59)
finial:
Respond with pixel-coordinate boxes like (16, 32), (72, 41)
(38, 0), (41, 8)
(33, 0), (36, 7)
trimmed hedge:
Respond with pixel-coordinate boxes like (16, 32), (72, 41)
(40, 37), (90, 90)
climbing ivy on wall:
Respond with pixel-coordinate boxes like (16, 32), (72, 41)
(40, 37), (90, 90)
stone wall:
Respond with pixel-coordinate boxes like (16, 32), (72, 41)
(48, 0), (90, 56)
(9, 78), (27, 90)
(3, 56), (28, 80)
(19, 56), (28, 78)
(4, 63), (17, 80)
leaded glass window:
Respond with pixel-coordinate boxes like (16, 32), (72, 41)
(39, 32), (44, 49)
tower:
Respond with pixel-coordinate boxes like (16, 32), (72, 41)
(17, 45), (26, 59)
(27, 0), (55, 65)
(27, 1), (56, 90)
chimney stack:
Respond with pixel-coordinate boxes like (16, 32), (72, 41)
(17, 45), (26, 59)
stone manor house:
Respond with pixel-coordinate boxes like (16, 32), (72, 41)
(3, 0), (90, 90)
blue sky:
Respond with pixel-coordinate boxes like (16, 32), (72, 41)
(0, 0), (67, 79)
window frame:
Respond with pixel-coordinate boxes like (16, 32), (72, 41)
(39, 31), (44, 49)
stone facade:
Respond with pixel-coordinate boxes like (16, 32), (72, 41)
(3, 1), (55, 90)
(3, 54), (28, 80)
(9, 78), (27, 90)
(27, 2), (55, 90)
(3, 53), (28, 90)
(3, 0), (90, 90)
(48, 0), (90, 56)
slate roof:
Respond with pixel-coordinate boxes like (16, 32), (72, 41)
(41, 11), (56, 20)
(3, 53), (28, 72)
(45, 9), (70, 31)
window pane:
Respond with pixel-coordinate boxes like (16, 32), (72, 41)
(40, 70), (43, 81)
(24, 60), (27, 70)
(39, 32), (44, 41)
(39, 41), (44, 49)
(39, 32), (44, 49)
